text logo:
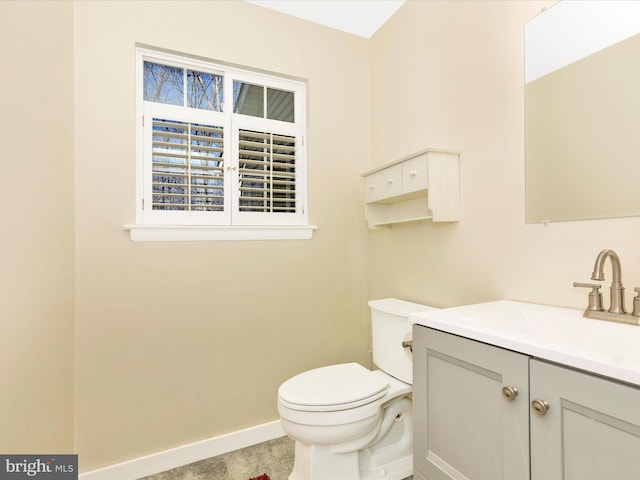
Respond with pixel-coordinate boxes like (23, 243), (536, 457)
(0, 455), (77, 479)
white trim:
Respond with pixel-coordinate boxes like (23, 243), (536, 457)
(79, 420), (285, 480)
(124, 224), (317, 241)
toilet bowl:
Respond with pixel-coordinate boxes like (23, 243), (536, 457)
(277, 299), (437, 480)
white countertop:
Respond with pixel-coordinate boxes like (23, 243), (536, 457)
(410, 300), (640, 387)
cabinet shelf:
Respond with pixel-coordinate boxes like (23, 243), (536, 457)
(366, 215), (433, 227)
(361, 148), (460, 228)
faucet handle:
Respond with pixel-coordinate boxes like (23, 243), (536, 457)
(573, 282), (604, 312)
(633, 288), (640, 317)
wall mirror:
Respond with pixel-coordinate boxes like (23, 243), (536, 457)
(525, 1), (640, 224)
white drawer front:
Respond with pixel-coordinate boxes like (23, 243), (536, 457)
(364, 171), (382, 203)
(402, 154), (428, 194)
(365, 164), (403, 202)
(378, 164), (403, 199)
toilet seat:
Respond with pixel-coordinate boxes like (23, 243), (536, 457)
(278, 363), (390, 412)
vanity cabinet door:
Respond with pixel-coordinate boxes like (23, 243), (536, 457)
(530, 359), (640, 480)
(413, 326), (530, 480)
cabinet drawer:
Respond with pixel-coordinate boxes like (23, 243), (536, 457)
(402, 154), (428, 194)
(364, 172), (382, 203)
(364, 164), (402, 203)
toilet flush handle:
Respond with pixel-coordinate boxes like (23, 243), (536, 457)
(402, 340), (413, 352)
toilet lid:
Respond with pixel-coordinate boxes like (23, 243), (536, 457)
(278, 363), (389, 411)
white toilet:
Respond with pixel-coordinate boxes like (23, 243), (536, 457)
(277, 298), (437, 480)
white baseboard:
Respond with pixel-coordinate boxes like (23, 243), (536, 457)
(79, 420), (285, 480)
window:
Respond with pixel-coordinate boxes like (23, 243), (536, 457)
(129, 48), (313, 241)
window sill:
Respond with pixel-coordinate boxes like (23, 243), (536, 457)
(124, 224), (317, 242)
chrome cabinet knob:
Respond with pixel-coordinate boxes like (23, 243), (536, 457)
(531, 399), (549, 415)
(502, 386), (519, 401)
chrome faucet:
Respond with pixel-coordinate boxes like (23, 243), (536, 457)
(591, 249), (626, 314)
(574, 249), (640, 325)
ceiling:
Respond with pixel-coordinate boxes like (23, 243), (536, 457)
(244, 0), (406, 38)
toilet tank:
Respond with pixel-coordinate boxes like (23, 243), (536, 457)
(369, 298), (438, 384)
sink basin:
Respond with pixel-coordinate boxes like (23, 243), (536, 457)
(411, 300), (640, 386)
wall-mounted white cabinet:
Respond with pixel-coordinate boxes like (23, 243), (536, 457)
(361, 149), (460, 228)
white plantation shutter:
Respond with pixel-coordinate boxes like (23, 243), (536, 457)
(151, 119), (224, 211)
(232, 120), (305, 226)
(238, 130), (297, 213)
(142, 101), (230, 226)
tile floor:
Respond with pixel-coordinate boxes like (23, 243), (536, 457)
(139, 436), (413, 480)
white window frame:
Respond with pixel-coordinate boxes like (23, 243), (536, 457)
(126, 48), (315, 241)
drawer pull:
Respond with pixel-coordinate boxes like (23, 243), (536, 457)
(410, 170), (417, 177)
(387, 178), (393, 184)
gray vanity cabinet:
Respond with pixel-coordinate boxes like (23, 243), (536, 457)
(412, 326), (530, 480)
(414, 325), (640, 480)
(530, 359), (640, 479)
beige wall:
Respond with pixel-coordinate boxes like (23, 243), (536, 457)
(369, 0), (640, 311)
(73, 0), (370, 471)
(0, 1), (75, 452)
